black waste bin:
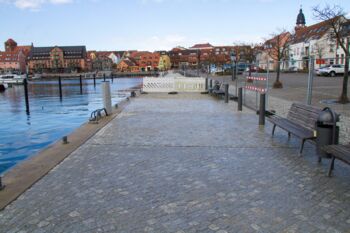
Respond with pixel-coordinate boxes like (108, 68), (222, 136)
(316, 107), (340, 161)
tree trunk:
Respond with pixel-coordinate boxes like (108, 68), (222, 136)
(339, 53), (349, 103)
(273, 61), (283, 88)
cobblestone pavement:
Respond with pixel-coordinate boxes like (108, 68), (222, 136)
(1, 93), (350, 233)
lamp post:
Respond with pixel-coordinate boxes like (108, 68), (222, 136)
(197, 50), (201, 77)
(230, 51), (237, 81)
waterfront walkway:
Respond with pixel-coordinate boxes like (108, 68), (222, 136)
(1, 93), (350, 232)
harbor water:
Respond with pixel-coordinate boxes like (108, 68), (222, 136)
(0, 78), (143, 174)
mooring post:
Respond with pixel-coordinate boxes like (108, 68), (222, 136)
(79, 75), (83, 94)
(259, 93), (266, 125)
(111, 74), (114, 83)
(58, 76), (63, 99)
(205, 78), (208, 91)
(224, 84), (229, 103)
(0, 176), (4, 190)
(102, 81), (112, 115)
(238, 87), (243, 111)
(209, 79), (213, 89)
(93, 74), (96, 87)
(103, 73), (106, 82)
(23, 78), (30, 114)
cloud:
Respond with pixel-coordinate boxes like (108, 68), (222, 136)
(2, 0), (72, 10)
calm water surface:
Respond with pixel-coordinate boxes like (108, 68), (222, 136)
(0, 78), (142, 174)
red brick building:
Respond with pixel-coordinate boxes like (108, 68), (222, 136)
(129, 51), (160, 71)
(0, 39), (31, 73)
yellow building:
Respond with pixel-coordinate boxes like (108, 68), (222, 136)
(158, 55), (171, 71)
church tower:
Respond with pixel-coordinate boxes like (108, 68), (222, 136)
(295, 7), (306, 31)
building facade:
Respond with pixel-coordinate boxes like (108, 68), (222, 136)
(28, 46), (87, 73)
(0, 39), (30, 73)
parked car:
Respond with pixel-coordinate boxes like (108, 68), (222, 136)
(245, 65), (265, 73)
(316, 65), (346, 77)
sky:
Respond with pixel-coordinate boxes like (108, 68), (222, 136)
(0, 0), (350, 51)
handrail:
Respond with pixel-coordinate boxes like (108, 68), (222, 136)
(89, 108), (108, 123)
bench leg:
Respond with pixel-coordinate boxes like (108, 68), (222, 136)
(327, 157), (336, 177)
(299, 139), (306, 155)
(272, 125), (276, 136)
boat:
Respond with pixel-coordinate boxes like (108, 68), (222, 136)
(0, 83), (8, 92)
(0, 74), (25, 85)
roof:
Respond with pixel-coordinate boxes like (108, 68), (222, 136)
(5, 38), (17, 46)
(265, 32), (291, 46)
(29, 46), (87, 59)
(0, 51), (21, 62)
(190, 43), (214, 49)
(296, 8), (306, 25)
(14, 46), (31, 56)
(121, 58), (137, 67)
(291, 16), (344, 44)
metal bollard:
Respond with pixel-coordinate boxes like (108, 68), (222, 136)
(259, 93), (266, 125)
(224, 84), (229, 103)
(205, 78), (208, 91)
(0, 176), (4, 190)
(238, 87), (243, 111)
(102, 81), (112, 115)
(62, 136), (69, 144)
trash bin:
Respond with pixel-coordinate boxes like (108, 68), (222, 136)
(316, 107), (340, 160)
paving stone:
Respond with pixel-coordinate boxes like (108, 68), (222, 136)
(1, 93), (350, 232)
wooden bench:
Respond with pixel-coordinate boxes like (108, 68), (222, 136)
(267, 103), (321, 154)
(323, 144), (350, 176)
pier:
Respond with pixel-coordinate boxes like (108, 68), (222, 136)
(1, 79), (350, 232)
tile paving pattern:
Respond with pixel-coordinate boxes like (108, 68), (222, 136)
(1, 93), (350, 233)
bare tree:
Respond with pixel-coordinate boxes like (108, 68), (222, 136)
(264, 30), (291, 88)
(313, 4), (350, 103)
(313, 41), (326, 67)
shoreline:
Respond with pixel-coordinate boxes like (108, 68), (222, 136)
(0, 90), (140, 211)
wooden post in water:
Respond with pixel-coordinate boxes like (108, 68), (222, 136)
(111, 74), (114, 83)
(58, 76), (63, 99)
(93, 74), (96, 87)
(79, 75), (83, 94)
(23, 78), (30, 114)
(103, 73), (106, 82)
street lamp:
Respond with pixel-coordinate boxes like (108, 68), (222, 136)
(197, 50), (201, 77)
(230, 51), (237, 81)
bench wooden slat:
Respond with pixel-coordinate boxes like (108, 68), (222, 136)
(267, 103), (322, 154)
(324, 145), (350, 165)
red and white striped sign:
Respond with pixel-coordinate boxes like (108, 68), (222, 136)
(246, 76), (267, 81)
(244, 85), (267, 93)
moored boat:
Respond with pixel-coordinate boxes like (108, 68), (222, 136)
(0, 74), (25, 85)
